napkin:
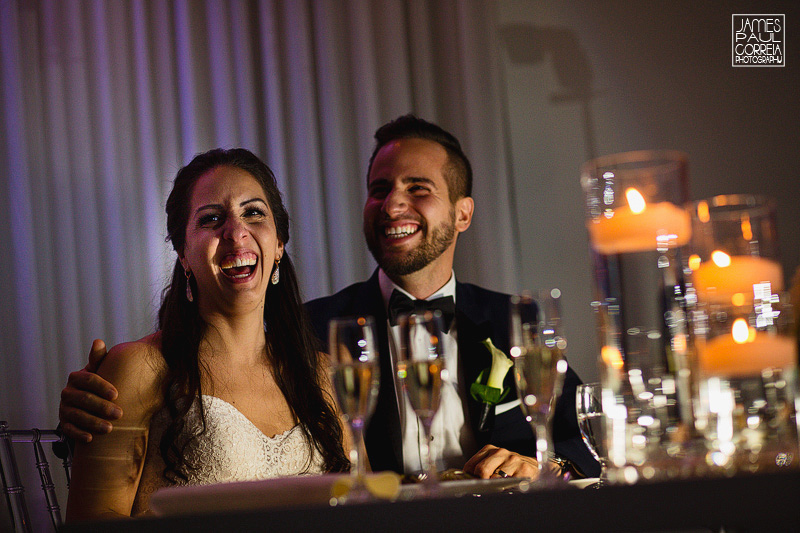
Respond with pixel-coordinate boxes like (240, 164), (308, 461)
(331, 471), (401, 500)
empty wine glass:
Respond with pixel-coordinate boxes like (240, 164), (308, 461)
(576, 382), (608, 487)
(510, 290), (568, 483)
(328, 316), (380, 501)
(396, 310), (446, 494)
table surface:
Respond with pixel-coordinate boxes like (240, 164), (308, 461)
(60, 469), (800, 533)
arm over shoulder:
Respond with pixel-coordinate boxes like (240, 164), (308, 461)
(66, 335), (166, 522)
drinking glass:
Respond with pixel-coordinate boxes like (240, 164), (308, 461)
(328, 316), (380, 501)
(576, 382), (608, 487)
(509, 290), (568, 482)
(396, 310), (446, 492)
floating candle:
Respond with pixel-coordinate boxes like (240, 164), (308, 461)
(588, 201), (692, 255)
(692, 255), (784, 303)
(699, 332), (797, 377)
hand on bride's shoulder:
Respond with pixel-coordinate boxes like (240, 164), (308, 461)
(98, 333), (167, 417)
(67, 333), (168, 522)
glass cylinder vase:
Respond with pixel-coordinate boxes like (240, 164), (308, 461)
(580, 150), (701, 483)
(688, 195), (799, 474)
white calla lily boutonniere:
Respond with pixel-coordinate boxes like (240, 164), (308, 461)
(470, 338), (514, 432)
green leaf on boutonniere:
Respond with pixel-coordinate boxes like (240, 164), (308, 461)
(470, 370), (509, 404)
(470, 339), (514, 405)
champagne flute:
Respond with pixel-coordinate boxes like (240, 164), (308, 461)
(576, 382), (608, 487)
(396, 310), (446, 493)
(328, 316), (380, 501)
(510, 290), (568, 483)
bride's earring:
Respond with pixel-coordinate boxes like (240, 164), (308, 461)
(185, 269), (194, 302)
(271, 260), (280, 285)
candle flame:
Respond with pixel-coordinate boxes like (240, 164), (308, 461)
(711, 250), (731, 267)
(601, 346), (624, 369)
(741, 214), (753, 241)
(625, 188), (646, 214)
(688, 254), (701, 271)
(731, 318), (755, 344)
(731, 293), (746, 306)
(696, 201), (710, 223)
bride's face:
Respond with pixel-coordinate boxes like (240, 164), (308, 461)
(180, 165), (284, 312)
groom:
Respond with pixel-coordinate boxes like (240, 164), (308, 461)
(59, 115), (599, 479)
(305, 115), (596, 478)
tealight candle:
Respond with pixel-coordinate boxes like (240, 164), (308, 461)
(588, 201), (692, 255)
(692, 255), (784, 303)
(699, 331), (797, 377)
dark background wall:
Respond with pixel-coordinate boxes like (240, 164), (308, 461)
(497, 0), (799, 383)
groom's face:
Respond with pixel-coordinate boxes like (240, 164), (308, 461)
(362, 138), (459, 277)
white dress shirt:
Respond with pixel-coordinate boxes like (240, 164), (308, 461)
(378, 269), (477, 474)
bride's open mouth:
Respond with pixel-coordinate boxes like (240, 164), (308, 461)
(220, 251), (258, 280)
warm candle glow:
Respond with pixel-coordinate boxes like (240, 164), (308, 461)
(602, 345), (624, 369)
(740, 214), (753, 241)
(588, 201), (692, 254)
(626, 188), (646, 214)
(692, 255), (784, 302)
(712, 250), (731, 267)
(688, 254), (701, 271)
(696, 200), (710, 223)
(731, 318), (753, 344)
(699, 332), (796, 377)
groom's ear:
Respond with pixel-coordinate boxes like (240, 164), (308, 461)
(454, 197), (474, 233)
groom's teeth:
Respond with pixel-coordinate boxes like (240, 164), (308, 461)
(385, 225), (418, 238)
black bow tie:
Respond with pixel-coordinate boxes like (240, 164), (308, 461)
(387, 290), (455, 332)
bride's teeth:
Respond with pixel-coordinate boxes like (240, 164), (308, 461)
(221, 256), (257, 270)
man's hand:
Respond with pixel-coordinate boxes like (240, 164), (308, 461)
(463, 445), (552, 479)
(59, 339), (122, 443)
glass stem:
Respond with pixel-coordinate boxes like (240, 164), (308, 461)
(350, 420), (366, 481)
(420, 418), (438, 489)
(599, 459), (608, 483)
(532, 415), (554, 476)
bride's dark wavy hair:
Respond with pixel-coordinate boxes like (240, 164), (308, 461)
(156, 148), (348, 477)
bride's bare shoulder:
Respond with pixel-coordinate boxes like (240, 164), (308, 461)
(106, 332), (166, 369)
(99, 332), (167, 408)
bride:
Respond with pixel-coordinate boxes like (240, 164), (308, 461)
(66, 148), (349, 521)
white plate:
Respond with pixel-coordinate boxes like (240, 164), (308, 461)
(149, 474), (348, 516)
(569, 477), (601, 489)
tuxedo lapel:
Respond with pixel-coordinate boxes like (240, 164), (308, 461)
(455, 284), (497, 448)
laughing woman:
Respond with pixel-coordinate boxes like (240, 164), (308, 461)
(66, 149), (349, 521)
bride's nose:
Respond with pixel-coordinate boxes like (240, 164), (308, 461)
(222, 216), (248, 242)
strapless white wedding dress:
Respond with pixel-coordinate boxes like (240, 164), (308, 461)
(132, 395), (325, 515)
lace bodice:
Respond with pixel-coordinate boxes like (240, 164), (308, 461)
(132, 395), (325, 515)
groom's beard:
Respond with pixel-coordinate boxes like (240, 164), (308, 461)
(365, 209), (456, 277)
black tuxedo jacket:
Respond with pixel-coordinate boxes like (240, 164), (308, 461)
(305, 270), (600, 477)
